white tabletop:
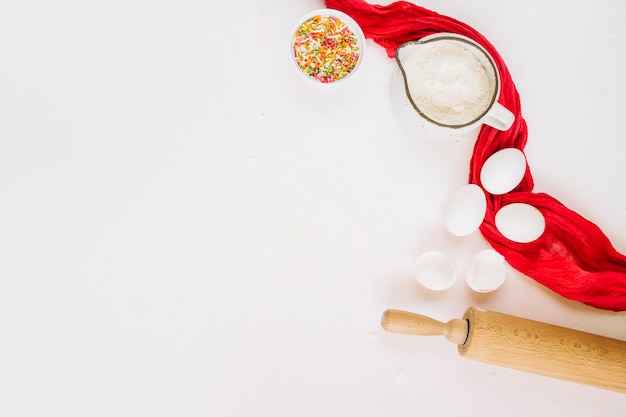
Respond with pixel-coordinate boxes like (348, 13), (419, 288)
(1, 0), (625, 415)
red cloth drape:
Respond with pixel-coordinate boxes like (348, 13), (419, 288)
(324, 0), (626, 311)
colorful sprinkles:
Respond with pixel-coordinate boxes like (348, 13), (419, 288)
(292, 14), (361, 83)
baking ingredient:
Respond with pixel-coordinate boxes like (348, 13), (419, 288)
(495, 203), (546, 243)
(480, 148), (526, 195)
(399, 40), (491, 126)
(443, 184), (487, 237)
(292, 14), (361, 83)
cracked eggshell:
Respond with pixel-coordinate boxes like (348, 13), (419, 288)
(480, 148), (527, 195)
(466, 249), (507, 293)
(443, 184), (487, 237)
(414, 251), (457, 291)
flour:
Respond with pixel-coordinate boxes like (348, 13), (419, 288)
(402, 41), (492, 126)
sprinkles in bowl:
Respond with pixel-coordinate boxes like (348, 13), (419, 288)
(291, 10), (364, 84)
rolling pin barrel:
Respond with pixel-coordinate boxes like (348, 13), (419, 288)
(381, 308), (626, 393)
(459, 307), (626, 393)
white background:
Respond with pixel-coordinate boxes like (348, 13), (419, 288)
(1, 0), (625, 415)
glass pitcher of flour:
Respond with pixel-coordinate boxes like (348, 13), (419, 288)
(392, 33), (514, 139)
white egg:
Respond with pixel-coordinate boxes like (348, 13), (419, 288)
(443, 184), (487, 236)
(480, 148), (527, 195)
(465, 249), (507, 293)
(495, 203), (546, 243)
(414, 251), (456, 291)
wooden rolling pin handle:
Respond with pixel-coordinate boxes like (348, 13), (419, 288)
(381, 309), (468, 345)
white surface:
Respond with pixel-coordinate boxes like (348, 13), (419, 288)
(1, 0), (625, 416)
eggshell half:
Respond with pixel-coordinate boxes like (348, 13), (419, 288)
(480, 148), (527, 195)
(465, 249), (507, 293)
(495, 203), (546, 243)
(414, 251), (456, 291)
(443, 184), (487, 237)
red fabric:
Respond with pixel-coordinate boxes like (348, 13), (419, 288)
(325, 0), (626, 311)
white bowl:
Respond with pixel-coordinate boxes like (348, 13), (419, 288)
(289, 9), (365, 86)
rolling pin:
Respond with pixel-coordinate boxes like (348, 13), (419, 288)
(381, 308), (626, 393)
